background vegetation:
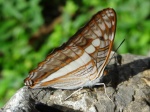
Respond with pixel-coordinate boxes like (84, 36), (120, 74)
(0, 0), (149, 107)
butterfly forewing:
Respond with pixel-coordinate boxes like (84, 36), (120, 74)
(24, 8), (116, 89)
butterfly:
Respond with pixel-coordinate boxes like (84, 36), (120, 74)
(24, 8), (117, 90)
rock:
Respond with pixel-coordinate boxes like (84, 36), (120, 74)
(1, 54), (150, 112)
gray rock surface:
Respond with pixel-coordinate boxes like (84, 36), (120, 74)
(1, 54), (150, 112)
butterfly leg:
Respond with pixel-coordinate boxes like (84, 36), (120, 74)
(95, 83), (113, 103)
(64, 87), (83, 100)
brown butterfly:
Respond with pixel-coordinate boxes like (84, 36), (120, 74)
(24, 8), (117, 90)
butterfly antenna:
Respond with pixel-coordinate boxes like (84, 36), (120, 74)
(108, 38), (125, 65)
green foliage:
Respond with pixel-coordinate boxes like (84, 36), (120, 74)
(0, 0), (149, 107)
(0, 0), (43, 107)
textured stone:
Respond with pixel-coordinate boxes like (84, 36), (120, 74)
(1, 54), (150, 112)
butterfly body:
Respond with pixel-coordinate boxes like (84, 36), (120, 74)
(24, 8), (117, 90)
